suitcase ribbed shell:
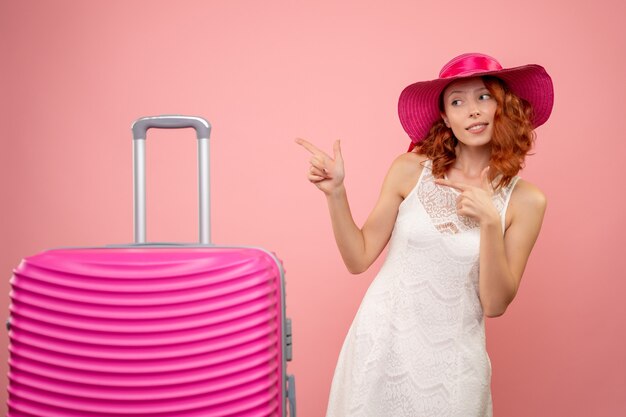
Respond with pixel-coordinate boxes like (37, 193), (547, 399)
(8, 247), (285, 417)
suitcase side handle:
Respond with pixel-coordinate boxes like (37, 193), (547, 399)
(131, 115), (212, 245)
(287, 374), (297, 417)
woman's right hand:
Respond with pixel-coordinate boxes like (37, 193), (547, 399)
(295, 138), (345, 195)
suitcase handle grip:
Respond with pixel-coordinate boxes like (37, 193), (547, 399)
(131, 115), (212, 245)
(131, 115), (211, 140)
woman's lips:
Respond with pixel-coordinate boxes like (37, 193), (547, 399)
(466, 123), (488, 134)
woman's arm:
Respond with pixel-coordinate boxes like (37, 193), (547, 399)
(478, 180), (547, 317)
(296, 138), (423, 274)
(435, 172), (547, 317)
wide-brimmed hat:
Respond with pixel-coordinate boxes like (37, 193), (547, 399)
(398, 52), (554, 147)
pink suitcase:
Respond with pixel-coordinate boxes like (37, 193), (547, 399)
(8, 116), (296, 417)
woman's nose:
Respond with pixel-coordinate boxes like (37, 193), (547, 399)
(469, 101), (481, 117)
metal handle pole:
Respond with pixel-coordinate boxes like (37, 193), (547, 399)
(131, 115), (212, 245)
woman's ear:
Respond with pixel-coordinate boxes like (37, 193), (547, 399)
(440, 113), (450, 128)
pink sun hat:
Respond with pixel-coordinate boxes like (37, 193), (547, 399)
(398, 52), (554, 147)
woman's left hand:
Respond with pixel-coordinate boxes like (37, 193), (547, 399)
(434, 167), (500, 226)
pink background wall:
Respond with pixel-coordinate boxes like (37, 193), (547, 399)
(2, 0), (625, 415)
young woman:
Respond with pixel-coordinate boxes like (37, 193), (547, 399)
(296, 52), (554, 417)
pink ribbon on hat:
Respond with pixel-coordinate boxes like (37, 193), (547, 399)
(439, 54), (503, 79)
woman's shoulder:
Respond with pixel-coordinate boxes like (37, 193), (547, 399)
(510, 178), (547, 212)
(391, 151), (429, 171)
(387, 151), (429, 198)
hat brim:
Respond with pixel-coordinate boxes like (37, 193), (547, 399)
(398, 64), (554, 144)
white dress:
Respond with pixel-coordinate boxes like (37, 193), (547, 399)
(325, 159), (519, 417)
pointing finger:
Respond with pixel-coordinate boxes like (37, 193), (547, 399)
(480, 166), (492, 191)
(295, 137), (326, 156)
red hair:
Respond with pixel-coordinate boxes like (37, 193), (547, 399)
(414, 76), (536, 189)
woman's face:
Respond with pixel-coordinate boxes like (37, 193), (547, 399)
(440, 77), (497, 148)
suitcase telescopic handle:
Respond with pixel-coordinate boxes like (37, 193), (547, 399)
(131, 115), (212, 245)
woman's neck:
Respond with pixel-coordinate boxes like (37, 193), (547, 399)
(451, 143), (492, 179)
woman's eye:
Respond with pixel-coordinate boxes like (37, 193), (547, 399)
(451, 99), (461, 106)
(479, 94), (492, 100)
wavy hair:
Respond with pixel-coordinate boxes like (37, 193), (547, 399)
(414, 76), (536, 189)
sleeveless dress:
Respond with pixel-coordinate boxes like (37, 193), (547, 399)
(325, 159), (519, 417)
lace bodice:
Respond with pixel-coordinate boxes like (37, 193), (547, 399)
(417, 161), (519, 235)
